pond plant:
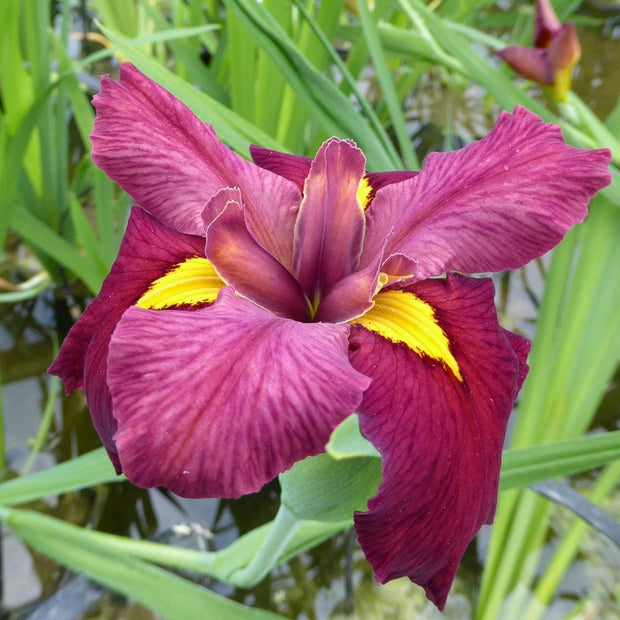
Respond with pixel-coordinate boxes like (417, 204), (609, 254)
(1, 1), (619, 618)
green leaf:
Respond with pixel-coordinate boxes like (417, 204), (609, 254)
(8, 203), (104, 294)
(0, 507), (283, 620)
(0, 80), (58, 247)
(0, 271), (50, 303)
(0, 448), (121, 506)
(356, 0), (418, 169)
(500, 431), (620, 491)
(280, 452), (381, 522)
(224, 0), (401, 170)
(326, 413), (380, 459)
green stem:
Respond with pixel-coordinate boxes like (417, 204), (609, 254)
(224, 504), (300, 586)
(21, 370), (60, 475)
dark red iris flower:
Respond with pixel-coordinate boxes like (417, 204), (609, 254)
(49, 63), (610, 609)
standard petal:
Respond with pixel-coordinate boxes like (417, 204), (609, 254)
(293, 139), (367, 310)
(347, 274), (529, 609)
(48, 207), (210, 464)
(204, 188), (309, 320)
(362, 107), (611, 281)
(91, 63), (301, 267)
(107, 288), (371, 498)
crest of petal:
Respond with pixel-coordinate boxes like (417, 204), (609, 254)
(107, 289), (371, 498)
(293, 139), (367, 311)
(91, 63), (300, 268)
(348, 274), (529, 609)
(48, 207), (207, 467)
(203, 188), (309, 320)
(362, 170), (419, 206)
(362, 107), (611, 281)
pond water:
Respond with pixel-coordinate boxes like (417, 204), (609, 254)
(1, 5), (619, 620)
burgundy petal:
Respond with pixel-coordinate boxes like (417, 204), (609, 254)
(203, 188), (309, 320)
(497, 46), (553, 84)
(91, 63), (301, 268)
(48, 207), (207, 465)
(364, 170), (419, 201)
(548, 22), (581, 73)
(107, 289), (371, 498)
(348, 274), (529, 609)
(293, 139), (367, 308)
(249, 145), (311, 190)
(534, 0), (562, 48)
(362, 107), (611, 281)
(314, 250), (385, 323)
(250, 144), (418, 204)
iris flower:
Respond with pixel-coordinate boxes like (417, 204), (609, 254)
(49, 63), (610, 609)
(498, 0), (581, 102)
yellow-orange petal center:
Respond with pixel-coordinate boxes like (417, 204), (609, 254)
(136, 257), (224, 310)
(350, 288), (463, 381)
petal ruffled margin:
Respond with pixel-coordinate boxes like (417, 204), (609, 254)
(48, 207), (208, 467)
(91, 63), (301, 269)
(362, 106), (611, 281)
(250, 144), (417, 206)
(107, 289), (371, 498)
(348, 274), (529, 609)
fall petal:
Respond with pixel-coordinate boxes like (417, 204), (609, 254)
(363, 107), (611, 280)
(48, 207), (209, 462)
(108, 289), (371, 498)
(91, 63), (300, 267)
(348, 274), (529, 609)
